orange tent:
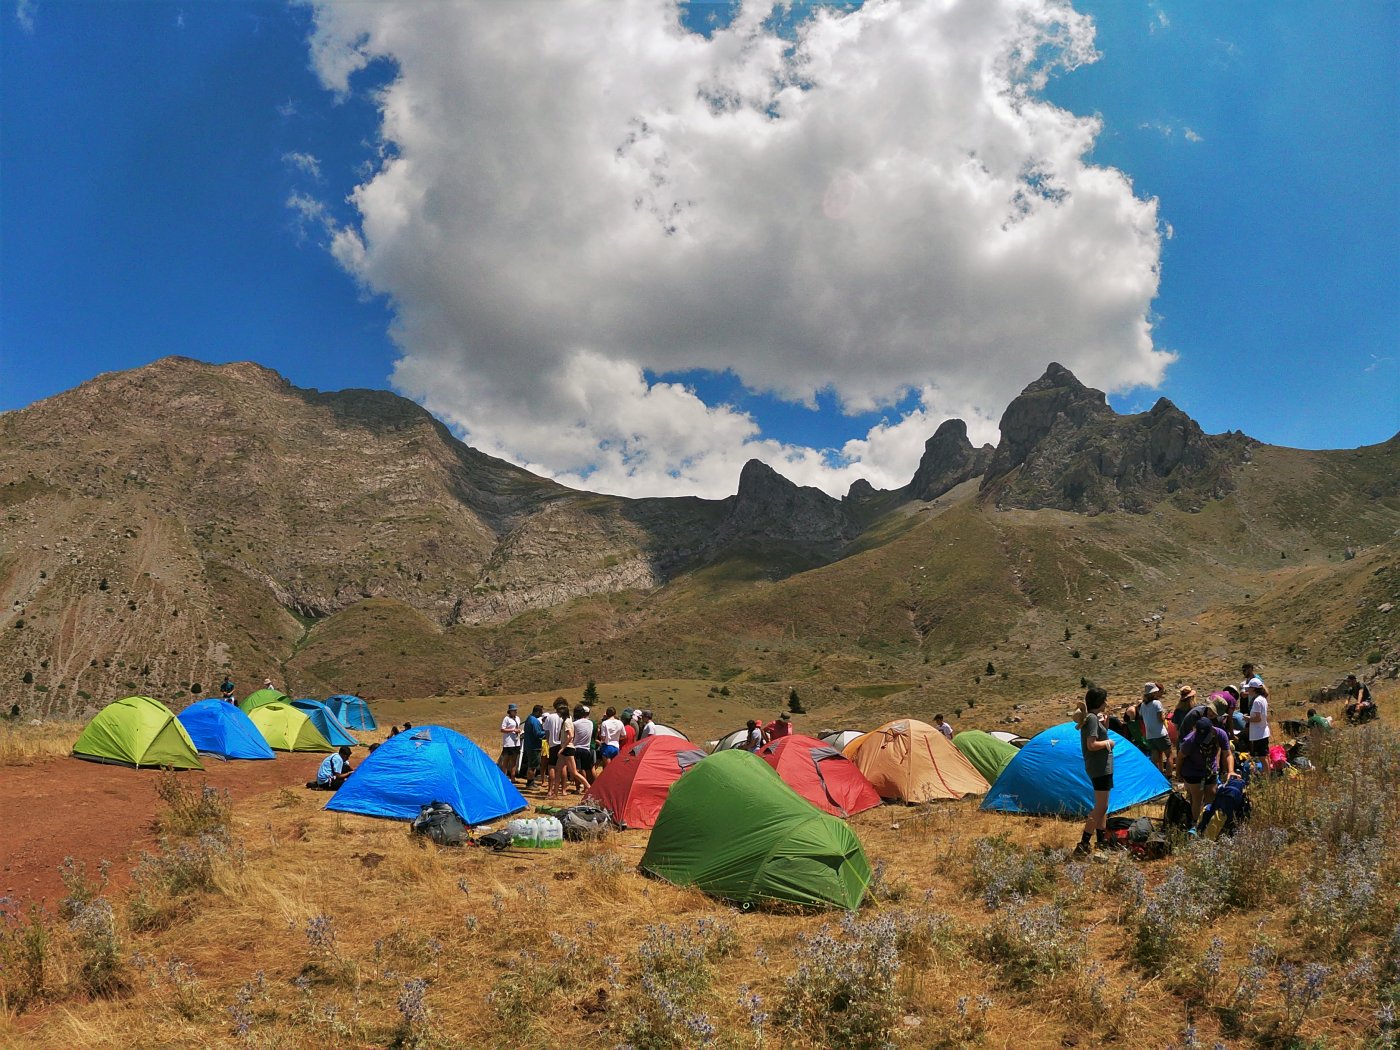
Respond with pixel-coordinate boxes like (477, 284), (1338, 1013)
(842, 719), (990, 802)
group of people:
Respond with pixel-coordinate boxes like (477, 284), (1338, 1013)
(1076, 663), (1375, 856)
(738, 711), (796, 751)
(497, 701), (668, 799)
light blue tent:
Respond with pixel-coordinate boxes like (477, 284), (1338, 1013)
(289, 699), (359, 748)
(177, 699), (276, 761)
(326, 725), (526, 824)
(328, 694), (376, 731)
(981, 722), (1170, 818)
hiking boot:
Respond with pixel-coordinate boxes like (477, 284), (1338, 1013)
(1073, 840), (1092, 857)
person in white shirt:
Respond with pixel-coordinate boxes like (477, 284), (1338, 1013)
(596, 707), (625, 771)
(933, 713), (954, 740)
(569, 705), (596, 786)
(1245, 680), (1270, 765)
(542, 700), (566, 800)
(497, 703), (522, 781)
(1138, 682), (1171, 774)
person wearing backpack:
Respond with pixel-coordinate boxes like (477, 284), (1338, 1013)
(1175, 709), (1234, 822)
(1075, 686), (1116, 856)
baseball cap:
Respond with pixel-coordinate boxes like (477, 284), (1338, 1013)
(1246, 676), (1265, 691)
(780, 712), (791, 720)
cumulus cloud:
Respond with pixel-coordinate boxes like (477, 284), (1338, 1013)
(304, 0), (1172, 498)
(15, 0), (35, 33)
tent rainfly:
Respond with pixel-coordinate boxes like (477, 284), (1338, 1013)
(842, 719), (990, 802)
(177, 699), (275, 760)
(73, 696), (203, 770)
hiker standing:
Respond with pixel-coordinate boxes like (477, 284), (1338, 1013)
(1076, 687), (1115, 856)
(597, 707), (625, 772)
(569, 705), (596, 786)
(521, 704), (545, 790)
(1176, 709), (1233, 822)
(542, 700), (567, 799)
(620, 708), (638, 751)
(220, 677), (235, 702)
(636, 710), (655, 739)
(1138, 683), (1171, 775)
(933, 713), (953, 740)
(498, 703), (522, 781)
(1244, 678), (1270, 769)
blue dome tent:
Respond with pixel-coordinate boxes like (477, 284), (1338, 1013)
(326, 725), (527, 824)
(981, 722), (1170, 818)
(177, 699), (276, 761)
(328, 694), (376, 731)
(288, 699), (359, 748)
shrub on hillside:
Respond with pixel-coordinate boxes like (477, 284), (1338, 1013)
(976, 899), (1084, 990)
(967, 834), (1059, 908)
(776, 913), (902, 1049)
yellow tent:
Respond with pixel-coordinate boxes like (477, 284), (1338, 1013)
(842, 719), (990, 802)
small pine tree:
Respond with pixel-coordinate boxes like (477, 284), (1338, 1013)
(719, 685), (730, 697)
(787, 688), (805, 714)
(985, 661), (995, 675)
(582, 679), (598, 705)
(1064, 627), (1072, 641)
(22, 671), (33, 684)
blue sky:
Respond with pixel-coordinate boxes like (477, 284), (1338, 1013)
(2, 1), (1396, 498)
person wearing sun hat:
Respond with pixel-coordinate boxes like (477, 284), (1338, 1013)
(1138, 682), (1171, 774)
(1178, 686), (1214, 742)
(497, 703), (522, 781)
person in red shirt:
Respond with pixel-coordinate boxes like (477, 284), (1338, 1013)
(764, 712), (794, 743)
(620, 707), (638, 751)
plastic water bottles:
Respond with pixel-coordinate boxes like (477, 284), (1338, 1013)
(505, 816), (563, 848)
(536, 816), (563, 849)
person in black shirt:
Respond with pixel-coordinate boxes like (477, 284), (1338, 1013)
(1076, 687), (1116, 856)
(1344, 674), (1376, 724)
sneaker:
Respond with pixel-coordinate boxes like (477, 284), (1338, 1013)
(1073, 840), (1092, 857)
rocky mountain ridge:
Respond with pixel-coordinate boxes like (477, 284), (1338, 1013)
(3, 356), (1394, 714)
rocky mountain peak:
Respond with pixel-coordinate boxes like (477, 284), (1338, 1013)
(906, 418), (994, 501)
(720, 459), (852, 545)
(981, 364), (1250, 513)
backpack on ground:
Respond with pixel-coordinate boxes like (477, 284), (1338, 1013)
(410, 801), (470, 847)
(1163, 790), (1193, 830)
(1103, 816), (1134, 850)
(558, 805), (611, 841)
(1126, 815), (1170, 859)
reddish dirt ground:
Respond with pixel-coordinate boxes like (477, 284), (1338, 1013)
(0, 754), (326, 909)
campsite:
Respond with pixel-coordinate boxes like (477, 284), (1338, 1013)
(1, 678), (1395, 1050)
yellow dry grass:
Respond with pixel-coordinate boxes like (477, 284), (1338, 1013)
(0, 720), (83, 766)
(2, 693), (1395, 1049)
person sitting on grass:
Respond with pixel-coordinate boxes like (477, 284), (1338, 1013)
(313, 746), (354, 791)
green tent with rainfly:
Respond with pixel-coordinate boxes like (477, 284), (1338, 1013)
(73, 695), (204, 770)
(247, 702), (334, 752)
(238, 688), (288, 715)
(953, 730), (1020, 785)
(640, 749), (871, 910)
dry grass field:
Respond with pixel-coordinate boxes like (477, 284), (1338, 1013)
(1, 685), (1396, 1050)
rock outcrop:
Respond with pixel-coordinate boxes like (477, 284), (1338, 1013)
(717, 459), (853, 546)
(980, 363), (1250, 513)
(906, 419), (994, 501)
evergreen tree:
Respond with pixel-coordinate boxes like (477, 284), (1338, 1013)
(583, 679), (599, 706)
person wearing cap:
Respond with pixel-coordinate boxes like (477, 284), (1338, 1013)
(764, 711), (794, 744)
(1175, 707), (1233, 822)
(1075, 686), (1115, 856)
(1239, 663), (1268, 700)
(1244, 678), (1270, 766)
(620, 708), (638, 750)
(1138, 682), (1171, 774)
(498, 703), (523, 780)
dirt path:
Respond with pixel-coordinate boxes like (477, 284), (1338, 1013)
(0, 753), (325, 909)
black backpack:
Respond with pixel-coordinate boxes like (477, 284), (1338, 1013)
(1163, 790), (1194, 830)
(410, 802), (470, 847)
(559, 805), (611, 841)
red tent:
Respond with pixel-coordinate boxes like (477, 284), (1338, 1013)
(582, 736), (707, 829)
(759, 734), (883, 818)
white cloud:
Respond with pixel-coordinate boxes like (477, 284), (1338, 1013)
(282, 150), (323, 180)
(15, 0), (34, 33)
(1184, 127), (1203, 143)
(304, 0), (1172, 498)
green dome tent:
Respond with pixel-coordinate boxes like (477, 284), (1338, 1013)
(247, 702), (334, 752)
(953, 730), (1020, 784)
(73, 696), (204, 770)
(640, 749), (871, 910)
(238, 688), (288, 715)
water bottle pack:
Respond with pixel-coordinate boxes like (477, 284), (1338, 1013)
(506, 816), (563, 849)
